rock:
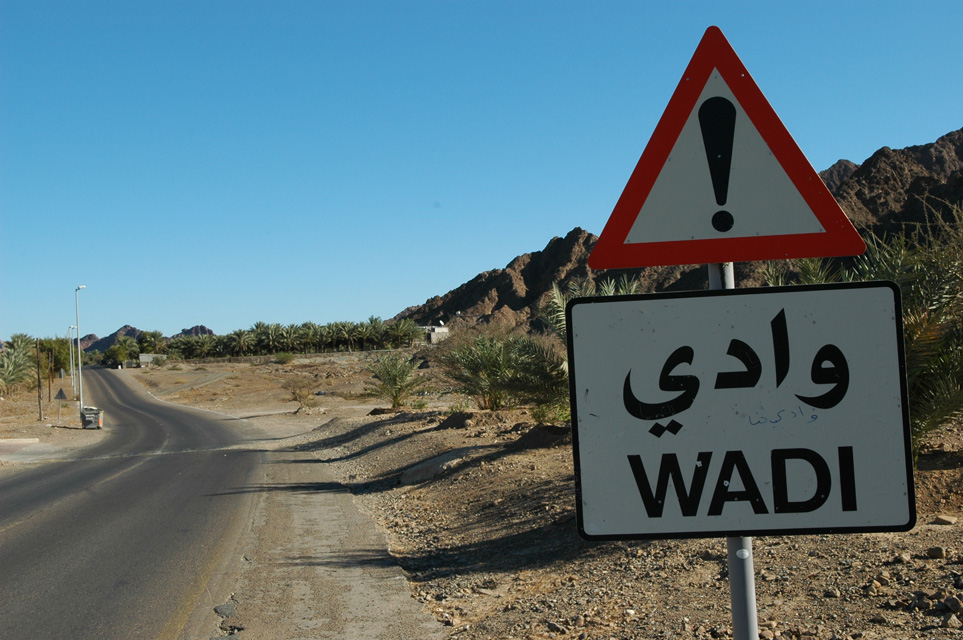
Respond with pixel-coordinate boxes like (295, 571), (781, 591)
(438, 411), (473, 430)
(547, 621), (568, 633)
(894, 552), (912, 564)
(824, 587), (842, 598)
(400, 449), (471, 484)
(934, 514), (958, 525)
(214, 600), (238, 618)
(943, 613), (962, 629)
(927, 546), (947, 559)
(945, 595), (963, 613)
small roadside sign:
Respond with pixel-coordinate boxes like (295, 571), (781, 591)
(589, 26), (865, 269)
(55, 388), (68, 401)
(566, 281), (914, 540)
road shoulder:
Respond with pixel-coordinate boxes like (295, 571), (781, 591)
(198, 443), (446, 639)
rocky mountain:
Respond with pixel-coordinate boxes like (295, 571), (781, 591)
(169, 325), (215, 339)
(828, 128), (963, 232)
(79, 325), (213, 352)
(85, 325), (143, 353)
(397, 127), (963, 332)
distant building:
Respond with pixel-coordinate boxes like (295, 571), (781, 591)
(138, 354), (165, 367)
(425, 326), (450, 345)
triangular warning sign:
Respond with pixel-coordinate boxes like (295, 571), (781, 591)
(589, 26), (865, 269)
(55, 388), (68, 400)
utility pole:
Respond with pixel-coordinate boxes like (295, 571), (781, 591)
(36, 338), (44, 421)
(68, 326), (76, 395)
(76, 285), (86, 421)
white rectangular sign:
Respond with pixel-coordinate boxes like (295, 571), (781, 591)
(566, 282), (914, 540)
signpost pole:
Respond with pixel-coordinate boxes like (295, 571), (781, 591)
(708, 262), (759, 640)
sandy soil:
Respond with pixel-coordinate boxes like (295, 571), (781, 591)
(7, 352), (963, 639)
(0, 378), (107, 466)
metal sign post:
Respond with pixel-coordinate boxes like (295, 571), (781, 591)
(709, 262), (758, 640)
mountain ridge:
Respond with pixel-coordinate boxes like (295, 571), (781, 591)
(78, 127), (963, 349)
(396, 127), (963, 332)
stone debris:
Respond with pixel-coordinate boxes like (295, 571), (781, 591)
(926, 546), (947, 559)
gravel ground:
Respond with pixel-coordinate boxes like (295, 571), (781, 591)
(121, 358), (963, 639)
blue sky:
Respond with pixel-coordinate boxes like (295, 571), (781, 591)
(2, 1), (961, 340)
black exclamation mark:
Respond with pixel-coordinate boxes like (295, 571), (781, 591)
(698, 96), (736, 233)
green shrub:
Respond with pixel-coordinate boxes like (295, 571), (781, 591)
(365, 353), (429, 409)
(437, 333), (568, 411)
(274, 352), (295, 365)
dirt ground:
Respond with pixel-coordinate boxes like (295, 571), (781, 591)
(6, 352), (963, 639)
(0, 378), (107, 464)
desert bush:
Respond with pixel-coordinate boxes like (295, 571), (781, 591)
(274, 352), (295, 365)
(281, 376), (317, 409)
(531, 400), (571, 425)
(365, 353), (429, 409)
(437, 333), (568, 411)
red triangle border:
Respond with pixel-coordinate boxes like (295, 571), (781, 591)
(589, 26), (866, 269)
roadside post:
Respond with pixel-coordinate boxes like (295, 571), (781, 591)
(55, 387), (68, 426)
(569, 27), (915, 640)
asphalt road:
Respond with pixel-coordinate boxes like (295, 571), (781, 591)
(0, 367), (262, 639)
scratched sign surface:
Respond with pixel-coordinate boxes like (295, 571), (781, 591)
(566, 281), (914, 540)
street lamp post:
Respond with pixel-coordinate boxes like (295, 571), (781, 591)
(68, 325), (76, 394)
(75, 285), (86, 421)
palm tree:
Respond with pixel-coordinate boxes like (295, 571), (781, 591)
(256, 323), (283, 354)
(367, 316), (388, 350)
(225, 329), (253, 356)
(0, 341), (33, 393)
(137, 330), (166, 354)
(114, 335), (140, 363)
(195, 335), (217, 358)
(250, 322), (269, 355)
(300, 322), (320, 353)
(386, 319), (421, 348)
(281, 324), (304, 353)
(539, 275), (643, 340)
(365, 353), (430, 409)
(317, 324), (334, 352)
(355, 322), (376, 351)
(6, 333), (34, 353)
(331, 321), (357, 352)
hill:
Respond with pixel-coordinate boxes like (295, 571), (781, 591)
(397, 127), (963, 331)
(79, 325), (215, 353)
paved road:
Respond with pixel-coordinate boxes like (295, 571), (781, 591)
(0, 368), (262, 639)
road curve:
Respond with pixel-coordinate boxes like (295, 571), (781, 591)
(0, 367), (262, 639)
